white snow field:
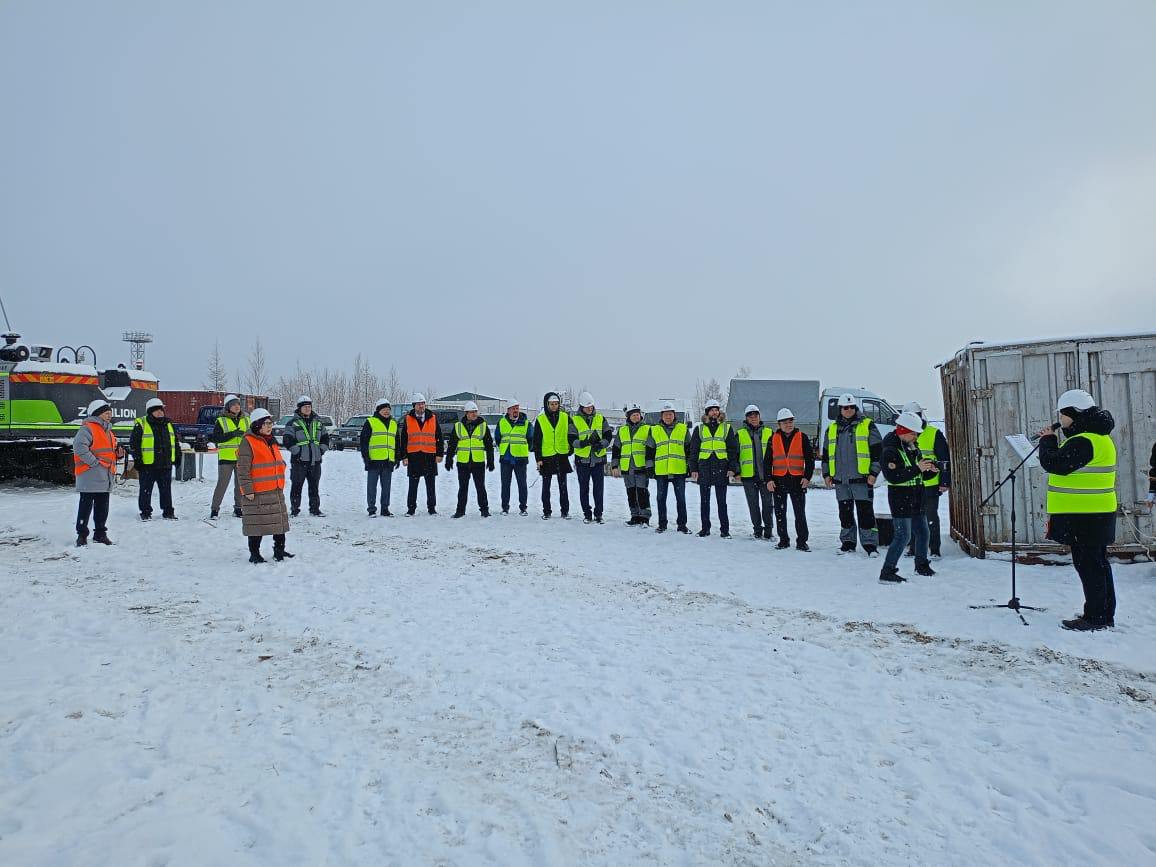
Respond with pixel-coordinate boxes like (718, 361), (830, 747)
(2, 450), (1154, 866)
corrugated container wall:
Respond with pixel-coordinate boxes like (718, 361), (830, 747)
(940, 333), (1155, 558)
(157, 390), (272, 425)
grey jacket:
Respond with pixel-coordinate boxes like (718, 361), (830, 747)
(568, 409), (613, 466)
(282, 411), (328, 464)
(821, 413), (882, 481)
(73, 418), (117, 493)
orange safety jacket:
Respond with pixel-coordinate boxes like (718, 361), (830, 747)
(74, 421), (117, 475)
(242, 433), (285, 494)
(771, 430), (806, 477)
(406, 413), (438, 454)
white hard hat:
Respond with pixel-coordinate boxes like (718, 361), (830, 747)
(896, 411), (925, 432)
(296, 395), (313, 407)
(374, 397), (391, 411)
(626, 402), (642, 415)
(901, 401), (924, 415)
(1057, 389), (1095, 413)
(744, 404), (761, 416)
(411, 392), (426, 404)
(837, 393), (859, 407)
(660, 401), (676, 412)
(223, 393), (240, 408)
(146, 397), (165, 411)
(578, 391), (595, 408)
(250, 408), (272, 425)
(508, 397), (520, 407)
(704, 399), (721, 411)
(776, 407), (795, 421)
(463, 400), (479, 412)
(86, 399), (111, 416)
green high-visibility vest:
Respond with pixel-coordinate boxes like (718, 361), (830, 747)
(135, 417), (178, 465)
(891, 443), (922, 487)
(917, 425), (940, 487)
(652, 423), (688, 476)
(698, 421), (731, 460)
(826, 418), (872, 478)
(454, 420), (487, 464)
(216, 414), (249, 461)
(737, 426), (773, 478)
(294, 417), (322, 443)
(536, 412), (571, 458)
(367, 416), (398, 462)
(498, 416), (529, 458)
(1046, 432), (1117, 515)
(618, 424), (649, 471)
(572, 412), (607, 459)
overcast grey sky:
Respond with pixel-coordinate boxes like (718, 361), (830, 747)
(2, 1), (1154, 414)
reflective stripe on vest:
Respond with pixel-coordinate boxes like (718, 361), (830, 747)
(1046, 432), (1117, 515)
(74, 420), (116, 475)
(572, 412), (607, 459)
(737, 426), (773, 478)
(294, 417), (321, 444)
(454, 420), (487, 463)
(917, 425), (940, 487)
(653, 423), (688, 476)
(498, 416), (529, 458)
(406, 414), (437, 454)
(243, 434), (285, 494)
(891, 444), (922, 487)
(367, 416), (398, 462)
(771, 430), (806, 477)
(537, 412), (571, 458)
(135, 417), (178, 465)
(217, 414), (249, 461)
(697, 422), (731, 461)
(826, 418), (871, 478)
(618, 424), (649, 471)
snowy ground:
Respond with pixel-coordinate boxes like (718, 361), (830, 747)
(2, 450), (1155, 866)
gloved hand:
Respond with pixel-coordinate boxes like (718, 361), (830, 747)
(444, 460), (453, 471)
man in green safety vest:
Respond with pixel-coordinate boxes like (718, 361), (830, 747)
(569, 392), (613, 524)
(446, 400), (494, 518)
(737, 404), (775, 539)
(359, 398), (400, 517)
(1038, 389), (1119, 631)
(688, 399), (738, 538)
(495, 398), (530, 515)
(129, 397), (181, 521)
(532, 392), (572, 519)
(210, 394), (248, 519)
(282, 395), (330, 517)
(901, 402), (951, 559)
(646, 401), (691, 534)
(820, 393), (883, 556)
(611, 403), (652, 526)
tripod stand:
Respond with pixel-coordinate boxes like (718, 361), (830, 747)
(969, 438), (1046, 626)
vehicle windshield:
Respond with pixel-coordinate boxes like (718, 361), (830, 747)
(343, 416), (368, 428)
(277, 415), (295, 427)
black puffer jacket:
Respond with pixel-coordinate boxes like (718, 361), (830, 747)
(1039, 408), (1118, 546)
(880, 431), (937, 518)
(687, 415), (739, 483)
(532, 392), (572, 476)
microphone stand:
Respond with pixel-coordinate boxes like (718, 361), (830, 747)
(969, 434), (1048, 626)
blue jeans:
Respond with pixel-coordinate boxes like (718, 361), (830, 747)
(884, 514), (929, 570)
(574, 462), (605, 519)
(655, 475), (687, 529)
(366, 464), (394, 511)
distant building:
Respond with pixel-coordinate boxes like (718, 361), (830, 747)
(431, 391), (510, 417)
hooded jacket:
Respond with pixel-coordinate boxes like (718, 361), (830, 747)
(880, 431), (937, 518)
(688, 413), (739, 483)
(128, 413), (180, 470)
(1039, 408), (1118, 546)
(532, 392), (572, 475)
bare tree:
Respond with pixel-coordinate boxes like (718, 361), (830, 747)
(203, 339), (228, 391)
(694, 377), (725, 417)
(243, 337), (269, 396)
(348, 354), (380, 416)
(383, 365), (407, 405)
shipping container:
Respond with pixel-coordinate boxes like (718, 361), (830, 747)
(939, 333), (1156, 558)
(157, 390), (274, 424)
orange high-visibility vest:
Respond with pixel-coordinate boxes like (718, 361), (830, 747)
(771, 430), (806, 477)
(74, 421), (117, 475)
(243, 434), (285, 494)
(406, 413), (438, 454)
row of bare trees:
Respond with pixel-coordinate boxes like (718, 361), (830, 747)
(692, 365), (751, 419)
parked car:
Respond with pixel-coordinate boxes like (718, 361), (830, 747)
(331, 415), (369, 451)
(272, 412), (335, 443)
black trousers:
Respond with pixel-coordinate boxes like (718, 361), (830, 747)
(907, 487), (942, 555)
(249, 534), (287, 554)
(500, 462), (528, 511)
(742, 479), (775, 536)
(289, 461), (322, 512)
(772, 482), (808, 543)
(626, 484), (651, 519)
(838, 498), (878, 549)
(1071, 544), (1116, 624)
(76, 492), (110, 536)
(541, 473), (569, 517)
(698, 478), (729, 534)
(575, 462), (605, 519)
(455, 463), (489, 514)
(407, 471), (437, 512)
(137, 465), (174, 516)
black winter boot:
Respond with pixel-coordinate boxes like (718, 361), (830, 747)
(92, 532), (112, 545)
(914, 560), (936, 577)
(248, 537), (265, 564)
(879, 566), (905, 583)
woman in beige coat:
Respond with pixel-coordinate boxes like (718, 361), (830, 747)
(236, 408), (293, 563)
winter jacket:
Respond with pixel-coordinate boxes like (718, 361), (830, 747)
(281, 410), (329, 464)
(236, 434), (290, 537)
(494, 412), (531, 466)
(532, 393), (572, 476)
(445, 416), (495, 471)
(210, 411), (249, 462)
(688, 416), (739, 483)
(646, 421), (692, 479)
(820, 412), (882, 481)
(73, 417), (117, 494)
(880, 431), (936, 518)
(1039, 408), (1118, 546)
(921, 425), (952, 488)
(739, 421), (771, 483)
(611, 420), (652, 473)
(568, 408), (613, 466)
(763, 428), (816, 484)
(128, 414), (180, 470)
(359, 415), (400, 469)
(399, 409), (444, 477)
